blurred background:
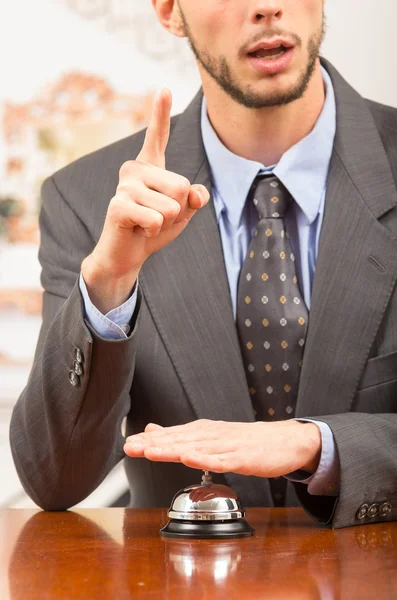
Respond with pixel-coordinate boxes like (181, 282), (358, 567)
(1, 0), (396, 510)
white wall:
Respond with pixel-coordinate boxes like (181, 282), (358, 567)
(323, 0), (397, 107)
(0, 0), (199, 113)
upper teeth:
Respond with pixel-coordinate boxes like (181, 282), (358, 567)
(252, 46), (285, 58)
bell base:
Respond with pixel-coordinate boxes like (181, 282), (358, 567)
(160, 518), (254, 539)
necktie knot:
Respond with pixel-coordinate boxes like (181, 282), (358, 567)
(251, 175), (290, 219)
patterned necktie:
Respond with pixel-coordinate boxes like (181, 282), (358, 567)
(236, 174), (309, 507)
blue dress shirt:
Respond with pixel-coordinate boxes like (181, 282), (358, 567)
(79, 65), (340, 496)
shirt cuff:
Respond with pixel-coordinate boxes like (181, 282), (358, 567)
(283, 418), (340, 497)
(79, 272), (138, 339)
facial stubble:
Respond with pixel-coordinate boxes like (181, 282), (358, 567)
(177, 4), (327, 109)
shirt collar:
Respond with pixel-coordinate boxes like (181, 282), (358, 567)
(201, 66), (336, 227)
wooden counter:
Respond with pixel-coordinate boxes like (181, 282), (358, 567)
(1, 507), (396, 599)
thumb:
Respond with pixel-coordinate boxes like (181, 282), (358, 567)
(144, 423), (164, 433)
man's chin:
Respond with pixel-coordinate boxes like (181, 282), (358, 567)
(234, 80), (301, 109)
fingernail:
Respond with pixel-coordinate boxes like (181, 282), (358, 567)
(197, 188), (208, 207)
(127, 439), (143, 448)
(194, 188), (203, 206)
(154, 89), (162, 109)
(149, 447), (163, 454)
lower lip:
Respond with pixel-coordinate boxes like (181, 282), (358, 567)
(247, 47), (294, 75)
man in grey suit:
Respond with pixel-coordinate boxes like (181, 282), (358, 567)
(10, 0), (397, 528)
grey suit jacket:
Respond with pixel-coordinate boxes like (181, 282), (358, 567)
(10, 57), (397, 528)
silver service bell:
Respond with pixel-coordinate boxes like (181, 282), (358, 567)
(160, 471), (254, 539)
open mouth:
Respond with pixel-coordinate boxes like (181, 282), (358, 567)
(248, 46), (289, 60)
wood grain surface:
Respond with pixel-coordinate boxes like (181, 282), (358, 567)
(1, 507), (396, 599)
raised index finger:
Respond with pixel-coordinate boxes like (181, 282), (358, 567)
(137, 87), (172, 169)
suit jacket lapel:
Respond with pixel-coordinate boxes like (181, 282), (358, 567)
(296, 59), (397, 417)
(139, 91), (255, 425)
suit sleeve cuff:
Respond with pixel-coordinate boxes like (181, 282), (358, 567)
(283, 418), (340, 496)
(79, 272), (138, 340)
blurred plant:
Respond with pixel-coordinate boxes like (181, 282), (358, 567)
(0, 197), (23, 236)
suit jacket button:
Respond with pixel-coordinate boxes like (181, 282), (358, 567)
(367, 503), (380, 518)
(379, 502), (392, 517)
(74, 360), (84, 376)
(69, 370), (80, 387)
(75, 348), (84, 363)
(356, 504), (368, 520)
